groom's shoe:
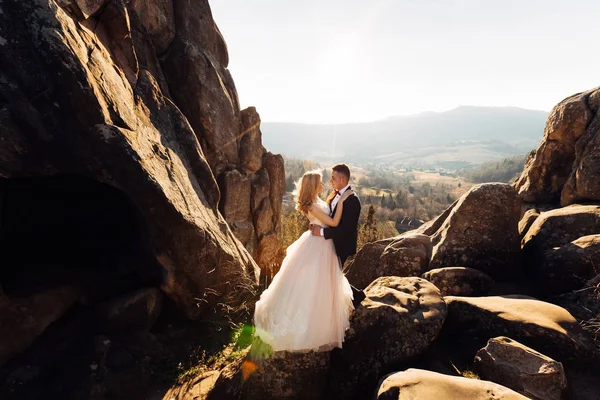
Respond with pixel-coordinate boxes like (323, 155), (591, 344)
(351, 286), (366, 308)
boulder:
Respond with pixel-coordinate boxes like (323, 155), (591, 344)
(422, 267), (494, 296)
(534, 234), (600, 295)
(522, 205), (600, 283)
(474, 337), (567, 400)
(346, 234), (431, 289)
(376, 369), (528, 400)
(0, 286), (79, 366)
(0, 0), (267, 317)
(344, 238), (394, 289)
(514, 88), (596, 204)
(444, 295), (594, 361)
(428, 183), (522, 279)
(208, 349), (329, 400)
(327, 277), (447, 399)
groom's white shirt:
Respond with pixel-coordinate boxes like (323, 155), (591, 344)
(320, 184), (351, 236)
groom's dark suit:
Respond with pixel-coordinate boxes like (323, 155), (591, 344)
(324, 188), (366, 308)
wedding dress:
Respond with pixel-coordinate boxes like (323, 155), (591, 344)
(253, 198), (354, 352)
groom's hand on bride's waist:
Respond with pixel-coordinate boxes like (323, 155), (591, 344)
(309, 224), (323, 237)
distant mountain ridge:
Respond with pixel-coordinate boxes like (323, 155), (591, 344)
(261, 106), (548, 167)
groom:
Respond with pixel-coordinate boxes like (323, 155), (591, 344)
(310, 164), (366, 308)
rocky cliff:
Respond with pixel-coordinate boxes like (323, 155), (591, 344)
(0, 0), (283, 394)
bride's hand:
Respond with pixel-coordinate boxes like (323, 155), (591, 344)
(340, 189), (353, 202)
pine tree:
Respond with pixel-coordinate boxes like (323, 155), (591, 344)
(358, 205), (379, 248)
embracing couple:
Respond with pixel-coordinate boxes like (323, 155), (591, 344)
(254, 164), (366, 352)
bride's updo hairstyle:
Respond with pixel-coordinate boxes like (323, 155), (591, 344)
(294, 170), (322, 215)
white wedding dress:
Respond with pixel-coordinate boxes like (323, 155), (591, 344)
(253, 198), (354, 352)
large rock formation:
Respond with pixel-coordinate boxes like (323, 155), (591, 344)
(514, 87), (600, 205)
(0, 0), (285, 320)
(427, 183), (522, 279)
(0, 1), (286, 387)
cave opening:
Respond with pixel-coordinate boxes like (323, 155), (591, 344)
(0, 174), (162, 301)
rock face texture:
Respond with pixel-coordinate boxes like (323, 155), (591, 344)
(444, 295), (594, 361)
(327, 277), (447, 400)
(427, 183), (522, 279)
(422, 267), (494, 297)
(514, 87), (600, 205)
(0, 0), (284, 323)
(474, 337), (567, 400)
(376, 369), (529, 400)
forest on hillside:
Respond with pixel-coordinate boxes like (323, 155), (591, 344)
(277, 154), (529, 262)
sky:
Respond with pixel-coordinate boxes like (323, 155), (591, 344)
(209, 0), (600, 124)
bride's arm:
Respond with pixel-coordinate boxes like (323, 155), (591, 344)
(309, 191), (353, 227)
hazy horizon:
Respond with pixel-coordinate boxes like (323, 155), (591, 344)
(210, 0), (600, 124)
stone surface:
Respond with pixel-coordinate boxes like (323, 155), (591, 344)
(97, 288), (163, 334)
(428, 183), (522, 279)
(346, 234), (431, 289)
(514, 88), (596, 204)
(518, 208), (539, 241)
(474, 337), (567, 400)
(0, 286), (79, 366)
(444, 295), (594, 361)
(376, 369), (528, 400)
(130, 0), (175, 54)
(0, 0), (278, 318)
(534, 234), (600, 295)
(327, 277), (447, 399)
(208, 349), (329, 400)
(239, 107), (265, 174)
(344, 238), (394, 289)
(522, 205), (600, 286)
(422, 267), (494, 296)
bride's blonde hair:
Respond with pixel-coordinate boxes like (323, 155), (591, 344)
(294, 170), (322, 215)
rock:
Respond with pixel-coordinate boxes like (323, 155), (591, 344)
(533, 234), (600, 295)
(376, 369), (528, 400)
(474, 337), (567, 400)
(263, 152), (285, 231)
(75, 0), (107, 19)
(239, 107), (265, 174)
(327, 277), (447, 399)
(522, 204), (600, 252)
(428, 183), (522, 280)
(0, 286), (79, 366)
(346, 234), (431, 289)
(514, 88), (595, 204)
(344, 238), (395, 289)
(561, 89), (600, 206)
(219, 169), (252, 222)
(518, 208), (539, 241)
(378, 234), (432, 277)
(422, 267), (494, 296)
(444, 295), (594, 361)
(0, 0), (261, 317)
(522, 205), (600, 284)
(165, 370), (221, 400)
(97, 288), (163, 334)
(209, 349), (330, 400)
(130, 0), (175, 54)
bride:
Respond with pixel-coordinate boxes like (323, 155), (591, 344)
(253, 170), (355, 353)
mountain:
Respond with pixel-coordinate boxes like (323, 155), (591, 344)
(261, 106), (548, 167)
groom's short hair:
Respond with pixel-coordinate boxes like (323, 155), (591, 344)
(332, 164), (350, 180)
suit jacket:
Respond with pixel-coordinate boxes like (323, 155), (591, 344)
(323, 189), (361, 264)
